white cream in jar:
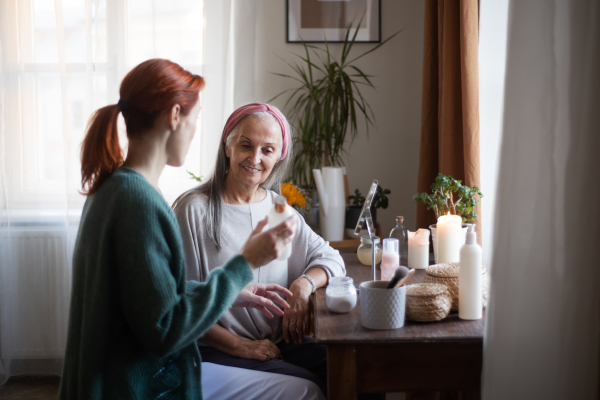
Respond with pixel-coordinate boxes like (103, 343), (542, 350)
(326, 277), (357, 313)
(357, 235), (382, 265)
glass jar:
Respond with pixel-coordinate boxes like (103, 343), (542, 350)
(326, 276), (357, 313)
(389, 216), (408, 266)
(357, 235), (382, 266)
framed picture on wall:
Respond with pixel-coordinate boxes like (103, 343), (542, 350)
(287, 0), (381, 43)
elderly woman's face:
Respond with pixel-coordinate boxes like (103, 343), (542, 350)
(225, 116), (282, 189)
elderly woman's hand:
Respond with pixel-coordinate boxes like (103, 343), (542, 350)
(282, 276), (313, 345)
(233, 338), (281, 361)
(240, 215), (296, 269)
(233, 283), (293, 318)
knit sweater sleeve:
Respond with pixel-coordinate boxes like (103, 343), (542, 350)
(113, 185), (253, 357)
(293, 207), (346, 280)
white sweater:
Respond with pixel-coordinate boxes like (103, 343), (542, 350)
(174, 189), (346, 344)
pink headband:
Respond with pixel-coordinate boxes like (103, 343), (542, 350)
(221, 103), (290, 160)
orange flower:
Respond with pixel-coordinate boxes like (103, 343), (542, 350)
(280, 183), (306, 208)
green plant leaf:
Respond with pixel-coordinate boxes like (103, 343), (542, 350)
(346, 29), (402, 65)
(270, 20), (400, 187)
(186, 170), (203, 183)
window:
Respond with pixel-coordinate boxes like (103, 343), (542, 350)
(0, 0), (205, 215)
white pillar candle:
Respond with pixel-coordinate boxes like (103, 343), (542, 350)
(408, 229), (430, 269)
(437, 213), (462, 263)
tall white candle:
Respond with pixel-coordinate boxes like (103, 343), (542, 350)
(437, 213), (462, 263)
(408, 229), (430, 269)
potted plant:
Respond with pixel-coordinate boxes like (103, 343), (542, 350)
(271, 19), (400, 188)
(345, 185), (391, 238)
(412, 173), (483, 262)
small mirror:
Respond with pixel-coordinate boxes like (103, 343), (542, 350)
(354, 179), (378, 237)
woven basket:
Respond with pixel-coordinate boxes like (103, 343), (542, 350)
(405, 283), (452, 322)
(423, 263), (489, 312)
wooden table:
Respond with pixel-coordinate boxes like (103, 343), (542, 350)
(314, 253), (484, 399)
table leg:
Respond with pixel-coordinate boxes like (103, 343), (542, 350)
(327, 344), (357, 400)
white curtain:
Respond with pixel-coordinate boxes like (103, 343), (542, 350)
(479, 0), (509, 270)
(483, 0), (600, 399)
(0, 0), (235, 384)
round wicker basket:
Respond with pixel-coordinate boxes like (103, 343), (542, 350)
(405, 283), (452, 322)
(422, 263), (489, 312)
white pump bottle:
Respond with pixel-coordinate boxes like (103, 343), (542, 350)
(459, 224), (482, 320)
(267, 195), (295, 260)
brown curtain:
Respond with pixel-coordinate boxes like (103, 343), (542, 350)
(416, 0), (482, 244)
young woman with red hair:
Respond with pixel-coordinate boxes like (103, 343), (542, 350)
(57, 59), (307, 400)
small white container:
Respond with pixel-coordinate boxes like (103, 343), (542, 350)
(326, 277), (357, 313)
(359, 281), (406, 329)
(267, 195), (295, 260)
(381, 238), (400, 281)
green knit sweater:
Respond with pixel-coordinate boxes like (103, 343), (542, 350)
(58, 167), (253, 400)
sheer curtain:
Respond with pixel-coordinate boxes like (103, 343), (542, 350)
(483, 0), (600, 398)
(0, 0), (235, 383)
(479, 0), (509, 270)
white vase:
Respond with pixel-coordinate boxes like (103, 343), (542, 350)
(312, 167), (346, 241)
(429, 224), (469, 264)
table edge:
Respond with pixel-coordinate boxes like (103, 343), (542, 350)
(315, 337), (484, 344)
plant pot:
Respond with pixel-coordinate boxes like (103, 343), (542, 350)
(429, 223), (469, 264)
(344, 205), (377, 239)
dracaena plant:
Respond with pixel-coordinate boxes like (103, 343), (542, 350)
(413, 173), (483, 223)
(270, 19), (400, 187)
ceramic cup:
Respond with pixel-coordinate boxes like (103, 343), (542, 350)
(359, 281), (406, 329)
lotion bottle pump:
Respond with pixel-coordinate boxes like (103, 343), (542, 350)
(267, 195), (295, 260)
(459, 224), (482, 320)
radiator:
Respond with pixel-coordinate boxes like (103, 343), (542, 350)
(0, 227), (74, 359)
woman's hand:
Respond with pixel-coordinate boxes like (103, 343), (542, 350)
(233, 338), (281, 361)
(240, 215), (296, 269)
(282, 277), (313, 345)
(232, 283), (293, 318)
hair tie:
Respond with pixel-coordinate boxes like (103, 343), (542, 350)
(118, 99), (129, 113)
(221, 103), (290, 160)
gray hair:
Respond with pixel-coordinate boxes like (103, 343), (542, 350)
(173, 109), (293, 251)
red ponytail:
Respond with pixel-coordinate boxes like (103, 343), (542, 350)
(80, 105), (122, 195)
(80, 59), (205, 196)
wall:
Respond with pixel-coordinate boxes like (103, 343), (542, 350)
(231, 0), (425, 237)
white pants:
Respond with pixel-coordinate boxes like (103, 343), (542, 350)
(201, 362), (326, 400)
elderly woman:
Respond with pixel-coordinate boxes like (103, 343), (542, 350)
(173, 103), (345, 395)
